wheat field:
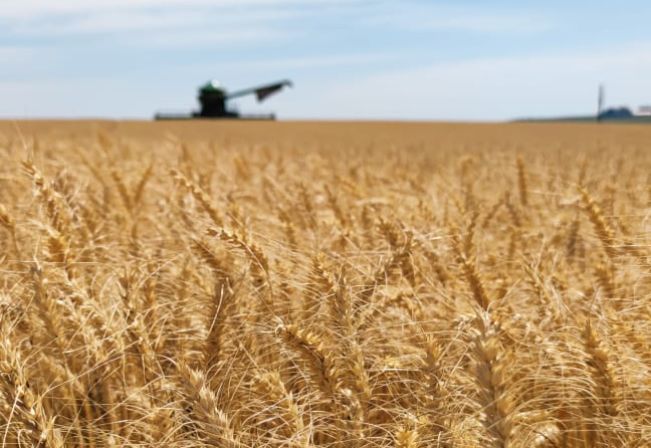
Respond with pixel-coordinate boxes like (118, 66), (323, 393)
(0, 120), (649, 447)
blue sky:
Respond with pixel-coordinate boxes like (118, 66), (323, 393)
(1, 0), (651, 120)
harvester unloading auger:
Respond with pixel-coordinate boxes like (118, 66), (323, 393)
(154, 79), (293, 120)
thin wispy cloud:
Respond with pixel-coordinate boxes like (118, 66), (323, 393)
(0, 0), (344, 18)
(134, 29), (291, 49)
(363, 3), (553, 34)
(10, 9), (299, 45)
(3, 0), (550, 41)
(2, 1), (325, 47)
(216, 53), (394, 71)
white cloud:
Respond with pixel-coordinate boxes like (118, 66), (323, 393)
(272, 42), (651, 120)
(0, 77), (184, 118)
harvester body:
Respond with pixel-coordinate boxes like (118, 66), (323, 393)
(155, 79), (292, 120)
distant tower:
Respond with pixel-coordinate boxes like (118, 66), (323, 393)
(597, 84), (605, 122)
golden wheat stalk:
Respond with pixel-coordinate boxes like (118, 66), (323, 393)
(177, 362), (241, 448)
(0, 320), (65, 448)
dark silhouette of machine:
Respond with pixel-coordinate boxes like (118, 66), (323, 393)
(155, 79), (292, 120)
(596, 84), (637, 122)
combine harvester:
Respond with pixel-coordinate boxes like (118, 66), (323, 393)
(155, 79), (292, 120)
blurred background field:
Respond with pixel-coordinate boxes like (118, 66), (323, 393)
(4, 119), (651, 147)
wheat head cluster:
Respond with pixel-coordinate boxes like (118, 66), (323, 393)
(0, 122), (649, 447)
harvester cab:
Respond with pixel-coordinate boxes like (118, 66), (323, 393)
(196, 81), (232, 118)
(155, 79), (293, 120)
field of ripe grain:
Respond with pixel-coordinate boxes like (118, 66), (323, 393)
(0, 120), (649, 447)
